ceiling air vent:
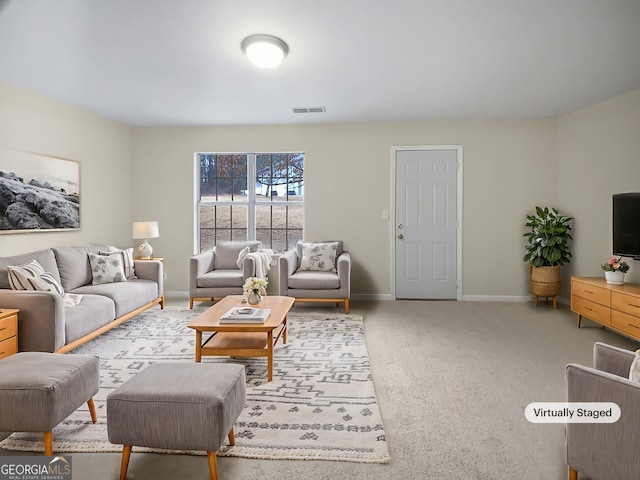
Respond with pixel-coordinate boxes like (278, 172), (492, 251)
(292, 106), (326, 114)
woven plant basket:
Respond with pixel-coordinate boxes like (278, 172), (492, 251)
(529, 264), (561, 297)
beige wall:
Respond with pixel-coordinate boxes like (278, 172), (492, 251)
(132, 119), (557, 297)
(3, 78), (639, 300)
(0, 81), (134, 252)
(558, 88), (640, 286)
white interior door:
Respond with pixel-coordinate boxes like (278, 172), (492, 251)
(394, 148), (458, 299)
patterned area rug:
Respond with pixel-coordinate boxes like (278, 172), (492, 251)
(0, 307), (390, 464)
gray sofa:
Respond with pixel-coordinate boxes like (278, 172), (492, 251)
(0, 245), (164, 353)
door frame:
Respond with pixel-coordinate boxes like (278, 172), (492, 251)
(390, 145), (464, 300)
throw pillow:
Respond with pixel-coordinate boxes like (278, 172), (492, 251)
(299, 241), (339, 272)
(88, 252), (127, 285)
(630, 349), (640, 382)
(100, 247), (136, 278)
(7, 260), (64, 296)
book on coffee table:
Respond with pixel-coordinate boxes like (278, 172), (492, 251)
(219, 307), (271, 323)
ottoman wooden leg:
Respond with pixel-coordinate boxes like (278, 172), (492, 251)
(119, 445), (132, 480)
(228, 427), (235, 446)
(44, 431), (53, 456)
(88, 398), (97, 423)
(207, 451), (218, 480)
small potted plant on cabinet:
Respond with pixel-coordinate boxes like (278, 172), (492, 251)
(523, 206), (573, 308)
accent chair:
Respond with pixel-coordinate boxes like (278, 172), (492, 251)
(278, 240), (351, 313)
(566, 342), (640, 480)
(189, 240), (262, 309)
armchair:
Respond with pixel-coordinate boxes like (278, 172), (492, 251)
(566, 342), (640, 480)
(278, 240), (351, 313)
(189, 241), (262, 309)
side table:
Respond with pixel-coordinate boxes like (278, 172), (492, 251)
(0, 309), (19, 360)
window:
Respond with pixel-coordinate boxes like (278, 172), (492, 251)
(196, 152), (304, 253)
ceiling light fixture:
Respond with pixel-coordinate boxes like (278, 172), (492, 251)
(241, 34), (289, 69)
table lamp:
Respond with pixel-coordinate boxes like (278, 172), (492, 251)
(132, 221), (159, 259)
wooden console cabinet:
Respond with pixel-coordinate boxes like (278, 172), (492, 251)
(0, 309), (19, 359)
(571, 276), (640, 340)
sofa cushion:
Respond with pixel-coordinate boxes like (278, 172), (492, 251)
(70, 279), (159, 318)
(213, 241), (261, 270)
(53, 245), (108, 291)
(299, 242), (339, 272)
(198, 269), (244, 288)
(288, 271), (340, 290)
(100, 247), (136, 278)
(0, 249), (61, 290)
(88, 252), (127, 285)
(64, 294), (116, 344)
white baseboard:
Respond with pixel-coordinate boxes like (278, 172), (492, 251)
(167, 290), (569, 305)
(351, 293), (394, 301)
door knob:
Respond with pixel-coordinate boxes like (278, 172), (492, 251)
(397, 233), (404, 240)
(397, 224), (404, 229)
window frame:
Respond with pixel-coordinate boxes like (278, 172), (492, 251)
(194, 151), (304, 254)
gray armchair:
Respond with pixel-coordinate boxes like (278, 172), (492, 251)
(278, 240), (351, 313)
(189, 241), (262, 309)
(566, 342), (640, 480)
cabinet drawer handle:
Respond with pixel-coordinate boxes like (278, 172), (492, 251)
(585, 290), (594, 294)
(0, 327), (5, 331)
(585, 307), (593, 311)
(629, 304), (640, 309)
(628, 323), (640, 330)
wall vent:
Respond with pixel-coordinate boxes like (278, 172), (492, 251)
(292, 106), (326, 114)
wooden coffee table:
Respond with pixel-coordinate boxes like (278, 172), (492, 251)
(187, 295), (295, 382)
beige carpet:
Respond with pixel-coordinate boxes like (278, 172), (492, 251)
(0, 307), (390, 464)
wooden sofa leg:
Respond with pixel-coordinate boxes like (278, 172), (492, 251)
(344, 299), (350, 314)
(207, 451), (218, 480)
(568, 466), (577, 480)
(190, 298), (194, 309)
(44, 431), (53, 456)
(119, 445), (132, 480)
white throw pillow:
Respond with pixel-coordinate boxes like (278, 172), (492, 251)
(299, 242), (339, 272)
(7, 260), (64, 295)
(100, 247), (136, 278)
(88, 252), (127, 285)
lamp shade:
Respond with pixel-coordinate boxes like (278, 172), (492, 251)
(241, 34), (288, 69)
(132, 221), (159, 239)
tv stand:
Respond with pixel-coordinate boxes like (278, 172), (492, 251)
(571, 276), (640, 341)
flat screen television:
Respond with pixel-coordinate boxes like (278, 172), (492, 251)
(613, 193), (640, 259)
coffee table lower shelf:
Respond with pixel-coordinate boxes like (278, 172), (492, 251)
(195, 323), (286, 381)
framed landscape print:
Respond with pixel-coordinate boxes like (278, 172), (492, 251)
(0, 149), (81, 233)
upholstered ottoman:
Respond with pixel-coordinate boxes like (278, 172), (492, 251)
(0, 352), (99, 455)
(107, 362), (246, 480)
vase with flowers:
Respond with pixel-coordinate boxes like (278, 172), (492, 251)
(601, 256), (630, 285)
(243, 277), (268, 305)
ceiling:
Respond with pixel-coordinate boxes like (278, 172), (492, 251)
(1, 0), (639, 127)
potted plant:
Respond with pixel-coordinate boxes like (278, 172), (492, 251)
(523, 206), (573, 305)
(601, 256), (630, 285)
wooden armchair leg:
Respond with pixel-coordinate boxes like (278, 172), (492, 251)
(568, 466), (577, 480)
(44, 431), (53, 456)
(228, 427), (235, 446)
